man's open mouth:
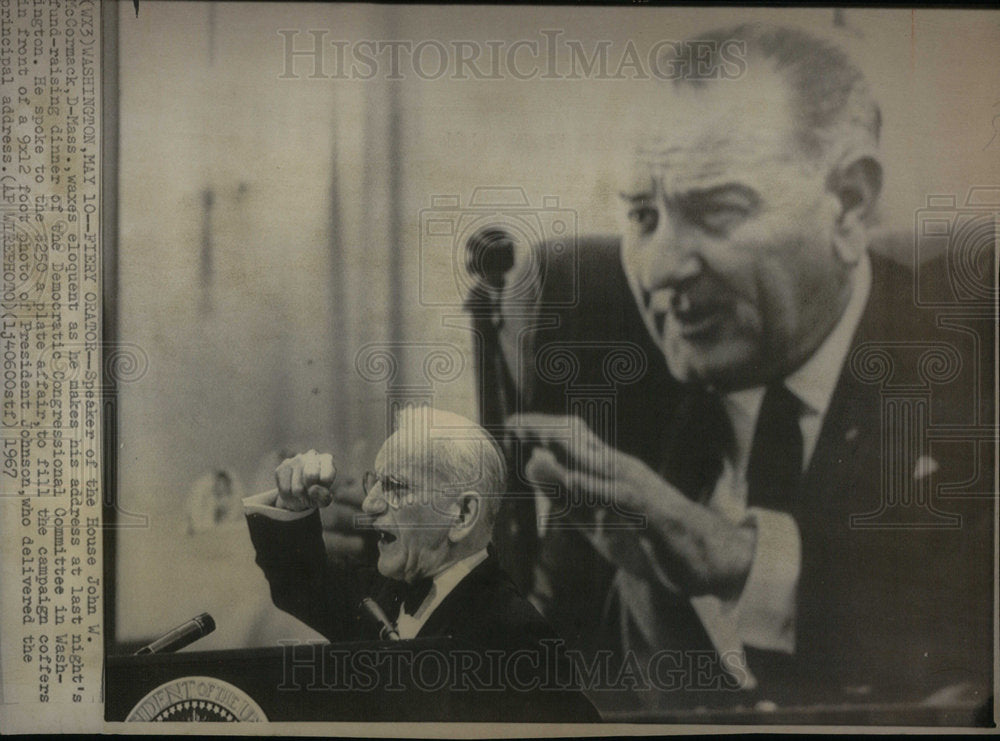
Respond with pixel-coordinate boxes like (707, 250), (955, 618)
(376, 528), (397, 545)
(652, 301), (726, 340)
(646, 290), (726, 340)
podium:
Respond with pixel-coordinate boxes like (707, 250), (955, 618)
(105, 638), (600, 723)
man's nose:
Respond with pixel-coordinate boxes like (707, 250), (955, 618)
(636, 215), (702, 291)
(361, 486), (387, 515)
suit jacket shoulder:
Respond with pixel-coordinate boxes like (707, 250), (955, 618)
(418, 554), (559, 652)
(791, 251), (995, 702)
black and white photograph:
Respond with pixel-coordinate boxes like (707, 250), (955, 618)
(6, 1), (996, 733)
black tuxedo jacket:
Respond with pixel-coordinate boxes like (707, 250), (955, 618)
(476, 242), (995, 710)
(246, 509), (560, 649)
(245, 510), (600, 721)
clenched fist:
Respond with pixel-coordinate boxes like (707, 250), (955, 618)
(273, 449), (373, 563)
(274, 449), (336, 511)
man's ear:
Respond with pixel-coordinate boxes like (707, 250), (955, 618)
(828, 153), (882, 265)
(448, 491), (482, 543)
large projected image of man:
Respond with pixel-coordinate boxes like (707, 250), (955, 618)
(512, 23), (994, 708)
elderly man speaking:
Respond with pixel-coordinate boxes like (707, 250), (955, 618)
(243, 406), (571, 660)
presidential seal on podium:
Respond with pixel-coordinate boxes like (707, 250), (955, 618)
(124, 676), (267, 722)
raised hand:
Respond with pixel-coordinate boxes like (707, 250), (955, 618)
(508, 413), (755, 599)
(274, 449), (336, 511)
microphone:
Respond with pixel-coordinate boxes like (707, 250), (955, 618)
(134, 613), (216, 655)
(359, 598), (400, 641)
(465, 227), (515, 289)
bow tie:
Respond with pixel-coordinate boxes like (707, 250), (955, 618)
(401, 577), (434, 614)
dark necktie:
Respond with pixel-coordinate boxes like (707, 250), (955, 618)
(746, 383), (804, 512)
(401, 577), (433, 615)
(661, 390), (734, 503)
(742, 383), (804, 690)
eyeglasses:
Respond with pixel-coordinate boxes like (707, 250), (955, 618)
(362, 471), (452, 509)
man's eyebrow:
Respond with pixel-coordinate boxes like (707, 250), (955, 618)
(635, 143), (686, 161)
(685, 184), (758, 203)
(617, 189), (653, 203)
(618, 183), (759, 207)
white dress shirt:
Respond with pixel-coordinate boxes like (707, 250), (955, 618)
(688, 254), (873, 687)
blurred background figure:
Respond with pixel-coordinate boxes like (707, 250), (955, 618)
(186, 469), (245, 535)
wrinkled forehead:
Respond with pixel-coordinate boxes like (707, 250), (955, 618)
(625, 75), (804, 193)
(375, 429), (461, 491)
(375, 429), (426, 475)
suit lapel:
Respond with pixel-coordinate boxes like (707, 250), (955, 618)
(415, 555), (502, 639)
(800, 253), (907, 516)
(799, 355), (878, 518)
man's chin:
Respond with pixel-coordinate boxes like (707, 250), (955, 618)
(663, 341), (763, 391)
(376, 555), (403, 582)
